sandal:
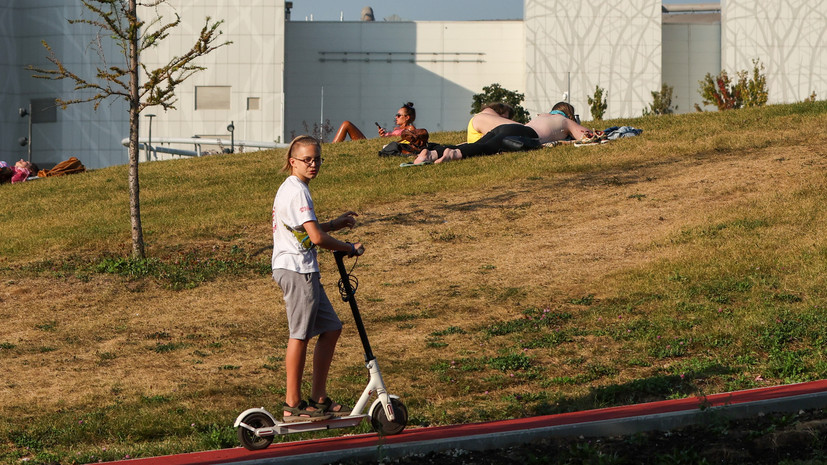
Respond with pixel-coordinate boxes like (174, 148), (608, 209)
(308, 397), (352, 417)
(282, 400), (332, 423)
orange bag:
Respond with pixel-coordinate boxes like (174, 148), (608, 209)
(38, 157), (86, 178)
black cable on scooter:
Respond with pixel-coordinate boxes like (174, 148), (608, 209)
(333, 251), (375, 362)
(337, 256), (359, 301)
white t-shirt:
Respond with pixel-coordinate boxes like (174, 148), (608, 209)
(272, 175), (319, 273)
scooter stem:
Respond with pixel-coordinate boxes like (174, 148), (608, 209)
(333, 251), (375, 362)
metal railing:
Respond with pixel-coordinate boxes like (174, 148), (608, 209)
(120, 137), (288, 160)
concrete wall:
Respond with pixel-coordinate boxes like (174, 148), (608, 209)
(139, 0), (286, 151)
(663, 22), (721, 113)
(1, 4), (22, 167)
(0, 0), (286, 170)
(1, 4), (22, 166)
(2, 1), (130, 170)
(722, 0), (827, 103)
(283, 20), (525, 139)
(524, 0), (662, 122)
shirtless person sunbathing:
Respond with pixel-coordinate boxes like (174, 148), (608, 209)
(525, 102), (594, 144)
(413, 102), (595, 165)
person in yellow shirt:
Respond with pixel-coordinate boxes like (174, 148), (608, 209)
(466, 102), (515, 143)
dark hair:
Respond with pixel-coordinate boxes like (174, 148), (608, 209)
(282, 135), (321, 173)
(551, 102), (575, 120)
(401, 102), (416, 122)
(0, 166), (12, 184)
(482, 102), (515, 120)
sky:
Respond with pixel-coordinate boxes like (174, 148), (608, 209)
(288, 0), (717, 22)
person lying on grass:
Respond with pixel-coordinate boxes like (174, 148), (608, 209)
(271, 135), (364, 422)
(0, 159), (37, 184)
(413, 102), (596, 165)
(466, 102), (517, 143)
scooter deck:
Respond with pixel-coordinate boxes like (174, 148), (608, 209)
(264, 414), (368, 435)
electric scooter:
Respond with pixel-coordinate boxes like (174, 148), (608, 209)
(234, 250), (408, 451)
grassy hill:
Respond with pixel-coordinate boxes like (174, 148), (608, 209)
(2, 102), (827, 463)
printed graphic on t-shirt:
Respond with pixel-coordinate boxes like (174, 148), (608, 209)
(283, 222), (313, 250)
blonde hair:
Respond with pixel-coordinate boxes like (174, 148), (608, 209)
(282, 135), (321, 173)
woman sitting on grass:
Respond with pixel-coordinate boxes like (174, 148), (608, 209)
(332, 102), (417, 143)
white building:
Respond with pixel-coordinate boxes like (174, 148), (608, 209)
(1, 0), (824, 170)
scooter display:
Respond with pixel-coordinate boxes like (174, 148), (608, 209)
(234, 251), (408, 451)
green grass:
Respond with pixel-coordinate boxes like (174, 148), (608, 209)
(0, 100), (822, 262)
(2, 101), (827, 463)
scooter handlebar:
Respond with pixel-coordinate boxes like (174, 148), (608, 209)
(334, 242), (364, 258)
(334, 243), (364, 259)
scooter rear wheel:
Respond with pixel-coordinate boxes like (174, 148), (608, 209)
(370, 398), (408, 436)
(237, 412), (275, 451)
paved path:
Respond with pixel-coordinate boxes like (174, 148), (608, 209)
(108, 379), (827, 465)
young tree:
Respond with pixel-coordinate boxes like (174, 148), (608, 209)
(587, 85), (608, 121)
(28, 0), (230, 259)
(643, 83), (677, 116)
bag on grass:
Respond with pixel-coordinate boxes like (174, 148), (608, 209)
(38, 156), (86, 178)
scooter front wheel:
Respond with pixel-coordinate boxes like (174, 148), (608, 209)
(237, 412), (275, 451)
(370, 398), (408, 436)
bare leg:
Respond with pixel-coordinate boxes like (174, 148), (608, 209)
(332, 121), (367, 143)
(308, 329), (349, 412)
(413, 149), (438, 165)
(284, 337), (309, 416)
(310, 328), (341, 402)
(435, 148), (463, 163)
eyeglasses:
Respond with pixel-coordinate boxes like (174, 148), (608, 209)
(395, 113), (406, 118)
(291, 157), (324, 166)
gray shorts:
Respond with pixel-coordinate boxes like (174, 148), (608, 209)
(273, 269), (342, 340)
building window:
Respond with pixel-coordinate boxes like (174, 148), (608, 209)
(195, 86), (231, 110)
(31, 98), (58, 123)
(247, 97), (260, 110)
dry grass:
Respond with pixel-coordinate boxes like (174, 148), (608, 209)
(2, 102), (827, 462)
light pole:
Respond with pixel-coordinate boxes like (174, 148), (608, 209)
(19, 105), (32, 162)
(145, 114), (156, 161)
(226, 121), (235, 153)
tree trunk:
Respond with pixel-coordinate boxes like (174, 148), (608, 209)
(127, 0), (145, 259)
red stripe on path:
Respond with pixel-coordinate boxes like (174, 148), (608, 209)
(108, 379), (827, 465)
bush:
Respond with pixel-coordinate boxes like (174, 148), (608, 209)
(471, 83), (530, 123)
(699, 59), (768, 111)
(738, 59), (769, 108)
(643, 83), (677, 116)
(587, 85), (608, 121)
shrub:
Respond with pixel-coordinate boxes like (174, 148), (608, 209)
(587, 85), (608, 120)
(471, 83), (530, 123)
(737, 59), (769, 108)
(699, 59), (768, 111)
(643, 83), (677, 115)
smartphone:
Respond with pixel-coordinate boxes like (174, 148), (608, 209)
(374, 122), (381, 128)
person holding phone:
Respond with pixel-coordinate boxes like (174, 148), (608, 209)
(271, 135), (364, 422)
(331, 102), (417, 143)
